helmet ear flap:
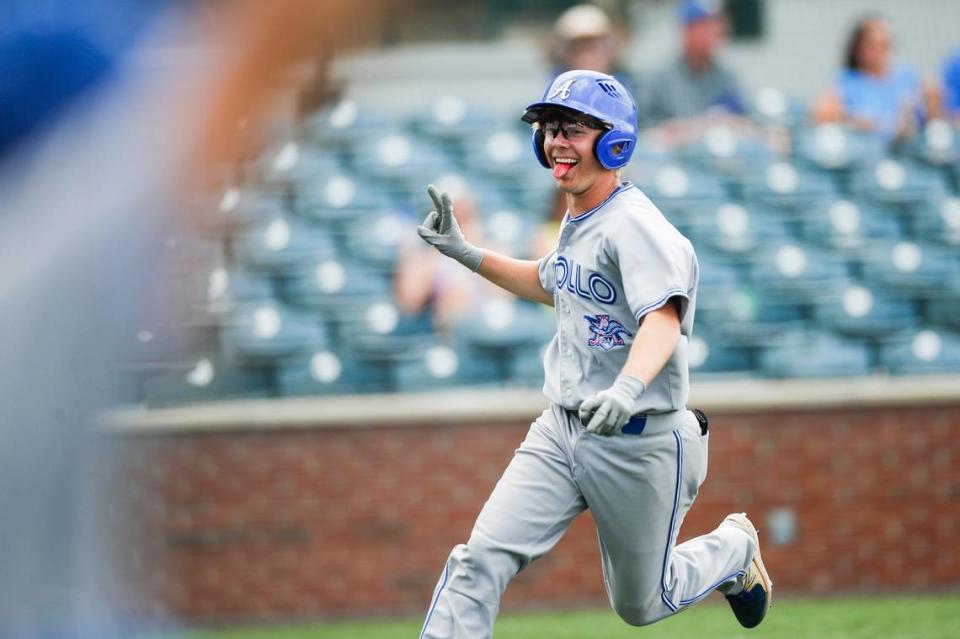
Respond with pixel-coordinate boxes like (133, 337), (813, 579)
(595, 129), (633, 170)
(532, 127), (550, 168)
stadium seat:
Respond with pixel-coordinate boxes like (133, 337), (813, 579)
(910, 196), (960, 247)
(879, 328), (960, 374)
(632, 164), (729, 228)
(812, 283), (918, 338)
(908, 119), (958, 168)
(207, 186), (288, 231)
(294, 172), (397, 226)
(233, 215), (337, 272)
(220, 301), (328, 361)
(859, 240), (960, 297)
(740, 161), (837, 213)
(274, 348), (390, 396)
(280, 258), (391, 311)
(342, 208), (418, 272)
(696, 284), (807, 347)
(461, 125), (530, 183)
(325, 296), (435, 359)
(680, 123), (774, 179)
(452, 299), (555, 353)
(355, 130), (454, 196)
(685, 201), (790, 256)
(301, 98), (393, 149)
(745, 242), (851, 302)
(848, 158), (949, 207)
(688, 331), (755, 375)
(795, 124), (884, 172)
(410, 96), (500, 147)
(392, 341), (502, 391)
(201, 267), (275, 317)
(142, 355), (274, 406)
(926, 297), (960, 331)
(797, 198), (903, 252)
(254, 141), (342, 190)
(758, 329), (872, 378)
(748, 86), (809, 130)
(505, 341), (549, 387)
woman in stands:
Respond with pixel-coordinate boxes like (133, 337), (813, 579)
(813, 14), (942, 142)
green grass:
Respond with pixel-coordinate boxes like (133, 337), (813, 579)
(187, 593), (960, 639)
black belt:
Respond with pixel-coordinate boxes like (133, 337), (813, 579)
(569, 408), (708, 436)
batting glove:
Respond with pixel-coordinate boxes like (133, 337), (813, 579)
(578, 374), (647, 436)
(416, 184), (484, 271)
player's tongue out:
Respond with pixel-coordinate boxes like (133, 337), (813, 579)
(553, 159), (577, 179)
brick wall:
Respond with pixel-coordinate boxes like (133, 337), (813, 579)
(106, 403), (960, 624)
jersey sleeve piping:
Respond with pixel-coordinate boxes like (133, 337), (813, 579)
(634, 287), (688, 321)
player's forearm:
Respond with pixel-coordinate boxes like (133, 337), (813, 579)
(620, 305), (681, 386)
(475, 250), (554, 306)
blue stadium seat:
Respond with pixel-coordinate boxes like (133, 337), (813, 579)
(280, 258), (391, 311)
(879, 328), (960, 374)
(633, 164), (729, 228)
(392, 341), (502, 391)
(748, 87), (809, 130)
(143, 355), (273, 406)
(812, 283), (918, 338)
(343, 208), (417, 273)
(207, 187), (287, 231)
(680, 123), (774, 179)
(294, 172), (397, 226)
(409, 96), (500, 147)
(274, 348), (390, 396)
(758, 329), (872, 378)
(505, 342), (549, 387)
(795, 124), (884, 172)
(355, 130), (453, 196)
(254, 141), (342, 190)
(301, 99), (393, 149)
(233, 216), (337, 272)
(688, 331), (754, 375)
(696, 285), (807, 347)
(685, 201), (790, 256)
(220, 301), (327, 361)
(926, 297), (960, 331)
(797, 198), (903, 252)
(910, 196), (960, 247)
(908, 119), (958, 168)
(326, 297), (435, 359)
(452, 299), (555, 352)
(848, 158), (949, 207)
(859, 240), (960, 297)
(201, 267), (275, 317)
(746, 242), (851, 302)
(740, 161), (837, 213)
(461, 126), (530, 183)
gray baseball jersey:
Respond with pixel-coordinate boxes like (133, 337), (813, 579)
(536, 182), (699, 412)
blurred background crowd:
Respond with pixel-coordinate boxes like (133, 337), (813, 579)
(118, 0), (960, 406)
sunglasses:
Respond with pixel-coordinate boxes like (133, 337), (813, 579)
(539, 118), (606, 141)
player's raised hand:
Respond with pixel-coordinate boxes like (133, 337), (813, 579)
(416, 184), (484, 271)
(578, 374), (647, 436)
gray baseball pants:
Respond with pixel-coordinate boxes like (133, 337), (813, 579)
(419, 403), (756, 638)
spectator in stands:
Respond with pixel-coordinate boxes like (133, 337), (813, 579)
(639, 0), (745, 129)
(395, 179), (510, 334)
(943, 46), (960, 124)
(549, 4), (633, 93)
(813, 14), (942, 142)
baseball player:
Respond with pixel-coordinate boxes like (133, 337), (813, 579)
(416, 70), (772, 638)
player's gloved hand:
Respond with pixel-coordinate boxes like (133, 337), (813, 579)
(416, 184), (484, 271)
(578, 374), (647, 436)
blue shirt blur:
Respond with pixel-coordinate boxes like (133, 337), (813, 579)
(834, 63), (923, 140)
(943, 48), (960, 118)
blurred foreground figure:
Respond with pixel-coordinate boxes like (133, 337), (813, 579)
(0, 1), (377, 636)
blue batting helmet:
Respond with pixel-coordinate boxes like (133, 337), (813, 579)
(521, 69), (637, 170)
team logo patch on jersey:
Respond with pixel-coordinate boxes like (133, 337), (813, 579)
(584, 314), (632, 351)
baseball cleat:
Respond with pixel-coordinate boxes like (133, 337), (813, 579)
(720, 512), (773, 629)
